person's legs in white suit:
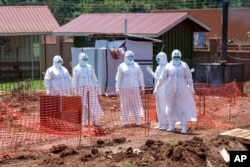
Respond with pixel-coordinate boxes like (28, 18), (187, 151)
(181, 122), (187, 134)
(167, 121), (175, 132)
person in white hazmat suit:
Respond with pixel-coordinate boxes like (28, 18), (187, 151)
(72, 52), (104, 126)
(116, 50), (145, 126)
(146, 52), (168, 130)
(153, 49), (197, 134)
(44, 55), (72, 96)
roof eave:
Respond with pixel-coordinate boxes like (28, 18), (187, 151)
(187, 15), (211, 32)
(125, 34), (163, 43)
(53, 32), (162, 42)
(0, 32), (53, 36)
(53, 32), (92, 36)
(156, 14), (211, 36)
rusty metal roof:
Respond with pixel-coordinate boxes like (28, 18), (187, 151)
(0, 6), (60, 36)
(153, 8), (250, 39)
(53, 13), (210, 38)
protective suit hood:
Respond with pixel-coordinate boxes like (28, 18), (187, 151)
(124, 50), (134, 65)
(171, 49), (182, 66)
(79, 52), (88, 67)
(156, 52), (168, 66)
(53, 55), (64, 69)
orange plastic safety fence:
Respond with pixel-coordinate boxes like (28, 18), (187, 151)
(1, 82), (250, 159)
(194, 81), (246, 130)
(0, 86), (151, 159)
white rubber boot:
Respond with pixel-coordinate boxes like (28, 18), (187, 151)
(181, 122), (187, 134)
(153, 123), (160, 129)
(159, 124), (167, 131)
(134, 116), (141, 126)
(167, 122), (175, 132)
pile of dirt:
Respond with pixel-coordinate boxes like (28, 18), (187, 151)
(0, 134), (248, 167)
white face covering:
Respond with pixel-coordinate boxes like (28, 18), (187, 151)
(53, 55), (64, 69)
(171, 49), (181, 66)
(124, 50), (135, 65)
(79, 52), (88, 67)
(156, 52), (168, 66)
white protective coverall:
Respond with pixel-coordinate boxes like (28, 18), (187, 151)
(44, 55), (72, 96)
(115, 50), (145, 126)
(153, 49), (196, 134)
(72, 52), (104, 126)
(147, 52), (168, 130)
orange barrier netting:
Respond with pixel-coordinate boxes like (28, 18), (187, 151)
(0, 86), (152, 159)
(194, 81), (245, 129)
(1, 81), (250, 159)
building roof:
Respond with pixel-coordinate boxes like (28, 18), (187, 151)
(53, 13), (210, 38)
(153, 8), (250, 39)
(0, 6), (60, 36)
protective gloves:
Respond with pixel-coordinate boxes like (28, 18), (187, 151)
(141, 86), (145, 95)
(153, 89), (157, 95)
(146, 65), (154, 77)
(116, 88), (119, 96)
(189, 83), (195, 94)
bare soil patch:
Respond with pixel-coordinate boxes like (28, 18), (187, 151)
(0, 93), (250, 167)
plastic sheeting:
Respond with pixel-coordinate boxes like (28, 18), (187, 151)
(71, 39), (154, 94)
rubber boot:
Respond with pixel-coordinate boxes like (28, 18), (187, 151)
(167, 122), (175, 132)
(153, 123), (160, 129)
(159, 124), (167, 131)
(121, 117), (128, 126)
(134, 116), (141, 126)
(181, 122), (187, 134)
(93, 117), (101, 127)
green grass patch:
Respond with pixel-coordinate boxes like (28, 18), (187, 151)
(0, 79), (45, 92)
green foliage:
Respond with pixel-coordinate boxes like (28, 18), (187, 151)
(1, 0), (249, 25)
(244, 88), (250, 94)
(0, 79), (45, 93)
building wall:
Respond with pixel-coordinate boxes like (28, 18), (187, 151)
(40, 40), (73, 76)
(194, 38), (250, 81)
(153, 8), (250, 39)
(2, 36), (250, 81)
(158, 29), (194, 67)
(0, 35), (41, 79)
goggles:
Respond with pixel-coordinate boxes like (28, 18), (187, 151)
(173, 56), (180, 60)
(82, 57), (88, 62)
(57, 60), (63, 64)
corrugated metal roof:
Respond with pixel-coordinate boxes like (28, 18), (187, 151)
(153, 8), (250, 39)
(53, 13), (210, 38)
(0, 6), (60, 36)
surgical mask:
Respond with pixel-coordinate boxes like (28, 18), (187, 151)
(57, 60), (63, 68)
(173, 56), (180, 61)
(156, 57), (160, 65)
(57, 60), (63, 65)
(127, 56), (134, 61)
(125, 55), (134, 65)
(172, 56), (181, 66)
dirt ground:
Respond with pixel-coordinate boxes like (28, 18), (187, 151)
(0, 93), (250, 167)
(0, 124), (249, 167)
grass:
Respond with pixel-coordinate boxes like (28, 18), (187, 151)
(0, 79), (45, 92)
(244, 89), (250, 94)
